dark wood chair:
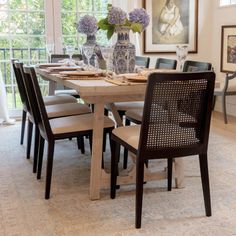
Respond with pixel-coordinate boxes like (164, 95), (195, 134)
(50, 54), (82, 97)
(135, 56), (150, 68)
(110, 71), (215, 228)
(214, 72), (236, 124)
(155, 58), (177, 69)
(14, 61), (91, 171)
(125, 58), (177, 125)
(11, 59), (78, 145)
(23, 66), (114, 199)
(183, 60), (212, 72)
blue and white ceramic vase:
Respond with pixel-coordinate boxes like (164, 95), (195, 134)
(82, 34), (103, 67)
(113, 26), (136, 74)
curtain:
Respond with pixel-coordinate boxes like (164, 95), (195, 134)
(0, 69), (15, 125)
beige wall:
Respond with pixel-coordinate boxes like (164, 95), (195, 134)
(211, 2), (236, 116)
(112, 0), (236, 116)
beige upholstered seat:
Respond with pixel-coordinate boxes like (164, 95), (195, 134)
(50, 113), (114, 134)
(43, 94), (77, 105)
(126, 108), (196, 124)
(110, 101), (144, 111)
(112, 124), (198, 151)
(54, 89), (79, 97)
(125, 109), (143, 123)
(46, 103), (90, 118)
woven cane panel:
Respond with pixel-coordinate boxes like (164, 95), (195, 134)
(145, 79), (208, 150)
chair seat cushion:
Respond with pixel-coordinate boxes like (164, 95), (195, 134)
(46, 103), (91, 118)
(125, 109), (143, 122)
(50, 113), (115, 135)
(126, 107), (196, 124)
(112, 123), (198, 151)
(111, 101), (144, 112)
(113, 125), (141, 150)
(54, 89), (79, 96)
(43, 95), (77, 105)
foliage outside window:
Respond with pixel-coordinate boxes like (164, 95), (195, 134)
(0, 0), (47, 109)
(61, 0), (109, 50)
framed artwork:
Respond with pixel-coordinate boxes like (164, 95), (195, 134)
(143, 0), (198, 54)
(221, 25), (236, 73)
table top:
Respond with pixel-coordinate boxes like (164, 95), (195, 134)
(36, 67), (147, 103)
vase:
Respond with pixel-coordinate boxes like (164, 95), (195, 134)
(82, 34), (104, 68)
(113, 26), (136, 74)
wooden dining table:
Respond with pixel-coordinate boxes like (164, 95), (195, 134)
(36, 67), (185, 200)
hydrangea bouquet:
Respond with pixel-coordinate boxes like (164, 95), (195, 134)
(77, 15), (98, 35)
(98, 4), (150, 39)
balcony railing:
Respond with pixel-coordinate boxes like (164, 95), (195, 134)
(0, 47), (47, 109)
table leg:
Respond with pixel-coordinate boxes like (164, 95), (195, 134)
(48, 80), (56, 95)
(174, 158), (185, 188)
(90, 103), (105, 200)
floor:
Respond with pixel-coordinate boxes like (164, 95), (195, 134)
(0, 111), (236, 236)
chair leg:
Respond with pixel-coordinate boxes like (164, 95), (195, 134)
(222, 95), (227, 124)
(33, 126), (39, 173)
(135, 158), (145, 229)
(167, 158), (173, 191)
(110, 140), (120, 199)
(20, 110), (27, 145)
(77, 136), (85, 154)
(37, 135), (45, 180)
(212, 95), (216, 110)
(45, 140), (55, 199)
(199, 154), (211, 217)
(26, 120), (33, 159)
(123, 118), (131, 169)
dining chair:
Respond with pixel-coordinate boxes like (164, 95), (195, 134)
(182, 60), (212, 72)
(125, 58), (178, 125)
(51, 54), (82, 97)
(110, 71), (215, 228)
(214, 72), (236, 124)
(135, 56), (150, 68)
(104, 56), (151, 167)
(24, 66), (115, 199)
(11, 59), (78, 145)
(15, 61), (91, 172)
(155, 57), (177, 69)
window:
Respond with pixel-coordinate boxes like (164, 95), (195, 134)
(0, 0), (47, 109)
(220, 0), (236, 6)
(0, 0), (109, 111)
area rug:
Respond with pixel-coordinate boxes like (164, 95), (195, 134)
(0, 122), (236, 236)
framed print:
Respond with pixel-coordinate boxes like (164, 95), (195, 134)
(221, 25), (236, 73)
(143, 0), (198, 54)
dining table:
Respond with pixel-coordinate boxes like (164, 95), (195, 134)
(36, 66), (186, 200)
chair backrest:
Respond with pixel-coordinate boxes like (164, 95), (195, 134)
(11, 59), (29, 109)
(51, 54), (69, 62)
(72, 54), (83, 61)
(139, 72), (215, 159)
(135, 56), (150, 68)
(15, 62), (41, 124)
(155, 58), (177, 70)
(183, 60), (212, 72)
(23, 66), (53, 140)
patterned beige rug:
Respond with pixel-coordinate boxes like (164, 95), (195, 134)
(1, 119), (236, 236)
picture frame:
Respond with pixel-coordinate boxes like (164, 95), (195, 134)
(143, 0), (198, 54)
(221, 25), (236, 73)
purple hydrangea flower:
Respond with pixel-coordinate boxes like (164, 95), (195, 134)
(77, 15), (98, 35)
(108, 6), (127, 25)
(129, 8), (150, 31)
